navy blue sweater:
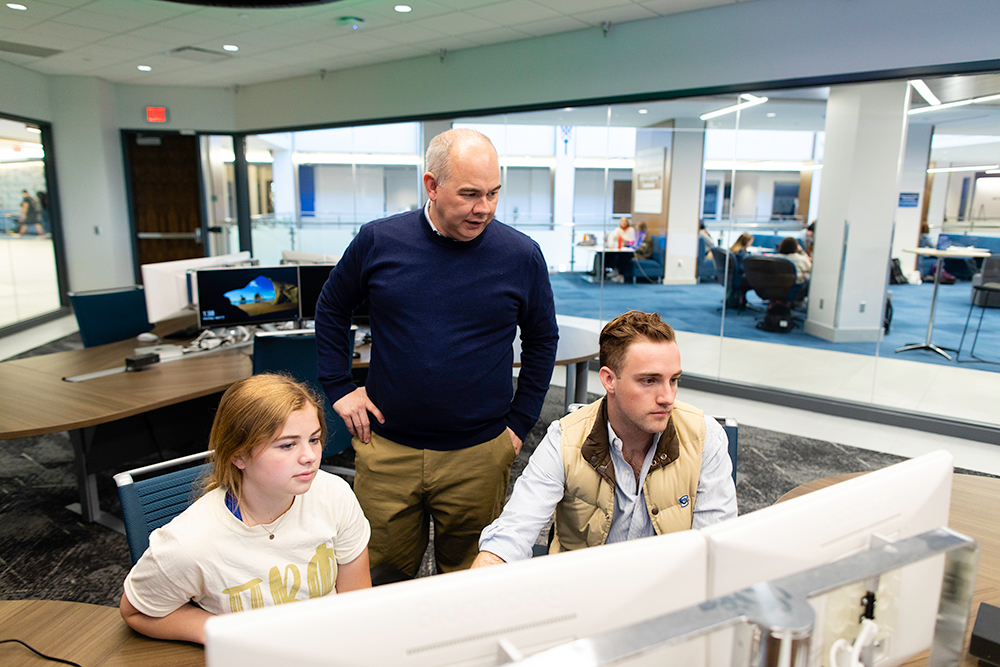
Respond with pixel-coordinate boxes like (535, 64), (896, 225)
(315, 208), (559, 451)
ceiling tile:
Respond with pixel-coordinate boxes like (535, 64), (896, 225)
(83, 0), (196, 22)
(367, 23), (448, 46)
(467, 0), (561, 25)
(49, 8), (153, 32)
(429, 0), (506, 9)
(126, 24), (214, 49)
(572, 4), (659, 25)
(19, 20), (111, 44)
(410, 13), (500, 35)
(639, 0), (734, 15)
(0, 52), (43, 67)
(265, 19), (343, 41)
(509, 15), (590, 37)
(530, 0), (632, 13)
(97, 34), (175, 57)
(155, 14), (246, 37)
(462, 26), (534, 46)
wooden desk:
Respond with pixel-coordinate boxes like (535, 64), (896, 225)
(779, 473), (1000, 666)
(0, 600), (204, 667)
(898, 247), (991, 360)
(0, 321), (596, 525)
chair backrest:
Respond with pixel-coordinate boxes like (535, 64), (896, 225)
(742, 256), (797, 302)
(710, 247), (737, 288)
(114, 451), (212, 565)
(252, 331), (354, 457)
(981, 255), (1000, 285)
(69, 286), (153, 348)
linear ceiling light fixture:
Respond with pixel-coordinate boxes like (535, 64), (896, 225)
(909, 91), (1000, 115)
(700, 94), (768, 120)
(926, 164), (999, 173)
(909, 80), (941, 106)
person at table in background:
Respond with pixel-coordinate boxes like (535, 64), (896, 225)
(472, 311), (737, 566)
(315, 128), (559, 577)
(120, 374), (371, 645)
(632, 221), (653, 260)
(605, 216), (636, 249)
(699, 221), (716, 258)
(804, 221), (816, 257)
(729, 232), (755, 307)
(17, 189), (43, 237)
(778, 236), (811, 302)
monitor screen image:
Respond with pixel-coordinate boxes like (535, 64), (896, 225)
(141, 251), (252, 323)
(204, 529), (709, 667)
(702, 450), (954, 667)
(196, 266), (299, 329)
(297, 264), (336, 321)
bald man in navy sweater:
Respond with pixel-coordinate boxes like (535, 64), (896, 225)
(316, 128), (559, 576)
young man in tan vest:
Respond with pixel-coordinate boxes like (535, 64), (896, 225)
(473, 310), (737, 566)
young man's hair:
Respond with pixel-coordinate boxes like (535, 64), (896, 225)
(201, 373), (326, 507)
(599, 310), (676, 374)
(425, 128), (496, 187)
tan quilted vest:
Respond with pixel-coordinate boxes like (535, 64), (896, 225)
(550, 397), (705, 554)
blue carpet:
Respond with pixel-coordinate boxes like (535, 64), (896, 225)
(551, 273), (1000, 373)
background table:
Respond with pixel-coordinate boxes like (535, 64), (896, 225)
(0, 599), (204, 666)
(779, 472), (1000, 666)
(897, 247), (991, 360)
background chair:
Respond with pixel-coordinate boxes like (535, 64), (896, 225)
(68, 286), (153, 348)
(959, 256), (1000, 364)
(630, 234), (666, 284)
(114, 451), (211, 565)
(252, 331), (355, 461)
(710, 247), (744, 310)
(972, 255), (1000, 308)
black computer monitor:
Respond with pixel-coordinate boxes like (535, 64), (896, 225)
(297, 264), (336, 321)
(195, 266), (300, 329)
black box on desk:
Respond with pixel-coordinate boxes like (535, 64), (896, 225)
(971, 602), (1000, 666)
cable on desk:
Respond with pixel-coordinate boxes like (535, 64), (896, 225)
(0, 638), (83, 666)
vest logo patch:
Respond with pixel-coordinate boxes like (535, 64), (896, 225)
(678, 495), (690, 508)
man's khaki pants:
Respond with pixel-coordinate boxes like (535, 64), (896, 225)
(353, 430), (517, 576)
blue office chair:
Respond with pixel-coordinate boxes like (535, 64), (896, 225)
(252, 331), (354, 459)
(114, 451), (212, 565)
(68, 286), (153, 348)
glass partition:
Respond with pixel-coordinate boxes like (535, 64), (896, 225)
(232, 71), (1000, 430)
(0, 117), (61, 331)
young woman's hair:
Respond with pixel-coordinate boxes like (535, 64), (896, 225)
(202, 373), (327, 502)
(600, 310), (676, 374)
(778, 237), (800, 254)
(637, 221), (648, 232)
(730, 232), (754, 252)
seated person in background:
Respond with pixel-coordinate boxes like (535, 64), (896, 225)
(120, 373), (371, 645)
(729, 233), (755, 306)
(632, 221), (654, 260)
(699, 221), (716, 256)
(605, 216), (636, 249)
(472, 311), (737, 566)
(805, 221), (816, 257)
(919, 222), (933, 249)
(778, 236), (811, 301)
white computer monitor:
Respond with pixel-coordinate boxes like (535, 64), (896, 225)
(702, 450), (954, 667)
(140, 251), (252, 323)
(204, 529), (709, 667)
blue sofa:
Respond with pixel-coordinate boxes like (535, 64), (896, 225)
(631, 234), (665, 283)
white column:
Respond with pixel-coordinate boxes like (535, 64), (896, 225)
(805, 80), (910, 343)
(893, 122), (933, 272)
(270, 132), (297, 222)
(553, 126), (576, 228)
(663, 119), (705, 285)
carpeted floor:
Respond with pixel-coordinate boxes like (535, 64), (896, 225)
(551, 273), (1000, 372)
(0, 333), (986, 608)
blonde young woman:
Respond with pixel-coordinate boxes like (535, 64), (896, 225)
(120, 373), (371, 644)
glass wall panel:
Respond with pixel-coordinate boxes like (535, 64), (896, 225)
(0, 117), (60, 330)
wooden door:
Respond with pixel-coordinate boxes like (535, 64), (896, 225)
(125, 133), (204, 266)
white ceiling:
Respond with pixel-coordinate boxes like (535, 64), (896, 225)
(0, 0), (752, 88)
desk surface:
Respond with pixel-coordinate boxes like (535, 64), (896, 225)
(0, 599), (204, 667)
(0, 321), (598, 440)
(780, 473), (1000, 666)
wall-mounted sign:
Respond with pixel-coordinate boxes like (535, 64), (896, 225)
(898, 192), (919, 208)
(634, 147), (666, 214)
(146, 107), (168, 123)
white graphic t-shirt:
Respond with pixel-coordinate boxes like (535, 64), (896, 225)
(124, 471), (370, 617)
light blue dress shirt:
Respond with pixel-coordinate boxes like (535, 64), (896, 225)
(479, 413), (737, 563)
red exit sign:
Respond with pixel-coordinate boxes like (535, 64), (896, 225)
(146, 107), (167, 123)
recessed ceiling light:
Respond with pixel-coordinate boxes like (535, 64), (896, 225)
(137, 65), (152, 72)
(638, 109), (648, 114)
(563, 107), (573, 112)
(394, 4), (412, 12)
(767, 112), (776, 117)
(7, 3), (28, 9)
(26, 126), (41, 133)
(223, 44), (239, 52)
